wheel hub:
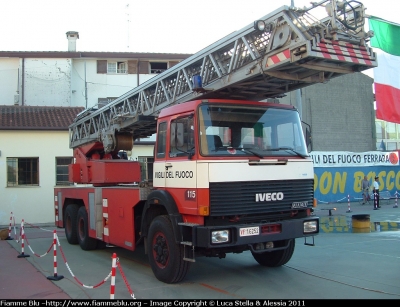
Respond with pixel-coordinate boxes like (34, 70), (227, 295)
(153, 234), (169, 266)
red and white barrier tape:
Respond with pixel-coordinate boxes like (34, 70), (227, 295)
(24, 221), (63, 232)
(117, 257), (135, 299)
(24, 235), (53, 257)
(7, 212), (20, 243)
(10, 213), (135, 298)
(55, 235), (112, 289)
(316, 196), (347, 204)
(319, 191), (400, 205)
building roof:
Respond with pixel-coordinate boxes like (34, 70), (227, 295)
(0, 105), (84, 130)
(0, 51), (193, 60)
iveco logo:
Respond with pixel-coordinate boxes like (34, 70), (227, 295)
(255, 192), (284, 202)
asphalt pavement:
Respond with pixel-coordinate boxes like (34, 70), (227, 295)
(1, 200), (399, 300)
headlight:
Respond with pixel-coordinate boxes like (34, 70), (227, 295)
(304, 220), (318, 233)
(211, 230), (229, 244)
(254, 20), (266, 31)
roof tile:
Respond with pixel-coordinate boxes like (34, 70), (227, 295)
(0, 105), (84, 130)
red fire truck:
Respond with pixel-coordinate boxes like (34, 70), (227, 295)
(55, 0), (376, 283)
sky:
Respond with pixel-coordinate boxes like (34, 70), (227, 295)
(1, 0), (399, 54)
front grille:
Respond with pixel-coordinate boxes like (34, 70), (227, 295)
(209, 179), (313, 216)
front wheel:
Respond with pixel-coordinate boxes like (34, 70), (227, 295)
(77, 206), (97, 251)
(251, 239), (295, 267)
(147, 215), (190, 283)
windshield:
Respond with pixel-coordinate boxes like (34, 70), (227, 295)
(198, 104), (308, 157)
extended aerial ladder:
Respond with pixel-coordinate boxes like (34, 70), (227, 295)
(69, 0), (376, 153)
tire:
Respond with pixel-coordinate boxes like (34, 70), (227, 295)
(252, 239), (295, 267)
(77, 206), (97, 251)
(147, 215), (190, 283)
(64, 204), (79, 245)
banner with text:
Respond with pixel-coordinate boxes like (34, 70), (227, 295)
(313, 165), (400, 203)
(310, 151), (399, 167)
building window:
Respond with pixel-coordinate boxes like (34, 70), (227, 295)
(107, 61), (127, 74)
(56, 157), (73, 186)
(7, 158), (39, 187)
(150, 62), (168, 74)
(386, 122), (397, 139)
(375, 121), (384, 140)
(386, 141), (397, 151)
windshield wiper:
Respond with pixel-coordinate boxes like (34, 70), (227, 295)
(227, 147), (264, 158)
(266, 147), (308, 158)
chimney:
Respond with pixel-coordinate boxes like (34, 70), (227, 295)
(66, 31), (79, 52)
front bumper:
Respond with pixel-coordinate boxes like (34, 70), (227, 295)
(194, 217), (319, 248)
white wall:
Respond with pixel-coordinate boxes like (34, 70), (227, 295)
(129, 144), (154, 161)
(1, 57), (168, 108)
(71, 59), (157, 108)
(0, 130), (156, 227)
(0, 130), (73, 226)
(24, 58), (72, 106)
(0, 58), (20, 105)
(71, 59), (133, 108)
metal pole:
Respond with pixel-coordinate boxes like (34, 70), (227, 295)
(84, 61), (88, 109)
(290, 0), (302, 119)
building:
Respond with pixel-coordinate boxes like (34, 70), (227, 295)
(0, 105), (83, 225)
(281, 72), (376, 152)
(0, 32), (191, 226)
(0, 38), (192, 109)
(375, 120), (400, 151)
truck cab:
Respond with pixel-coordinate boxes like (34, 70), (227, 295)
(142, 99), (318, 282)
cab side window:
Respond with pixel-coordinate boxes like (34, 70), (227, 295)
(169, 116), (194, 157)
(156, 122), (167, 158)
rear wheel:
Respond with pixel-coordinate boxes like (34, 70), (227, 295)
(77, 206), (97, 250)
(64, 205), (79, 244)
(252, 239), (295, 267)
(147, 215), (190, 283)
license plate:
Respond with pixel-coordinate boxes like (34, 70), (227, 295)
(239, 226), (259, 237)
(292, 201), (308, 208)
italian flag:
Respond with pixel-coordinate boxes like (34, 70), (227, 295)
(369, 16), (400, 123)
